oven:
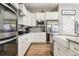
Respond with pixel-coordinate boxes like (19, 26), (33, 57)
(0, 3), (17, 39)
(0, 3), (17, 56)
(0, 36), (17, 56)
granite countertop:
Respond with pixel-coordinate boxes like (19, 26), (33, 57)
(52, 34), (79, 44)
(67, 36), (79, 44)
(0, 32), (17, 40)
(18, 33), (29, 37)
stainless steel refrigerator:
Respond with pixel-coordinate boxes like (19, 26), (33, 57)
(46, 20), (59, 42)
(46, 20), (59, 55)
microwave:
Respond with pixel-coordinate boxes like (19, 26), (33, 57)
(36, 20), (45, 26)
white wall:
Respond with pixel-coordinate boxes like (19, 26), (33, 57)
(59, 4), (79, 35)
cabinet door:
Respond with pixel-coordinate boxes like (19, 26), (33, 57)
(46, 12), (58, 20)
(18, 35), (31, 56)
(54, 41), (69, 56)
(18, 37), (26, 56)
(34, 33), (41, 42)
(30, 33), (35, 42)
(54, 41), (62, 56)
(27, 11), (32, 26)
(31, 13), (36, 26)
(70, 42), (79, 54)
(40, 13), (45, 20)
(36, 13), (45, 20)
(40, 33), (46, 42)
(70, 50), (79, 56)
(30, 33), (41, 42)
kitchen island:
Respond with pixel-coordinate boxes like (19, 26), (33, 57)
(50, 33), (79, 56)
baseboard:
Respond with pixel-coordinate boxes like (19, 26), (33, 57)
(24, 43), (32, 56)
(50, 51), (54, 56)
(31, 42), (49, 44)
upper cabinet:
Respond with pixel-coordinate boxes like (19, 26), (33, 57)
(27, 11), (32, 26)
(11, 3), (18, 9)
(45, 12), (58, 20)
(18, 4), (28, 25)
(35, 12), (58, 20)
(31, 13), (36, 26)
(35, 12), (45, 20)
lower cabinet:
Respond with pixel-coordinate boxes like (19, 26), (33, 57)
(54, 36), (79, 56)
(70, 50), (79, 56)
(30, 33), (46, 43)
(54, 41), (69, 56)
(18, 33), (46, 56)
(41, 33), (46, 42)
(70, 42), (79, 56)
(18, 34), (31, 56)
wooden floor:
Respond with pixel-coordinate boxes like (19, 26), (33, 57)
(25, 43), (52, 56)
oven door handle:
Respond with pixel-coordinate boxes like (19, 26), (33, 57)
(0, 37), (17, 44)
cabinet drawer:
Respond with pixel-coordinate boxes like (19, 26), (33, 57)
(70, 42), (79, 53)
(54, 41), (69, 56)
(70, 50), (79, 56)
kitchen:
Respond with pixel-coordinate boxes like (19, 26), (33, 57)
(18, 3), (59, 56)
(0, 3), (79, 56)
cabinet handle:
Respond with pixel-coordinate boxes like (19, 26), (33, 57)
(57, 48), (60, 51)
(74, 54), (77, 56)
(74, 48), (79, 51)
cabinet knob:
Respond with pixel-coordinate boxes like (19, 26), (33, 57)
(74, 47), (79, 51)
(57, 48), (60, 51)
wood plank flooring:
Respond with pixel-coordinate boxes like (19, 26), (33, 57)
(25, 43), (52, 56)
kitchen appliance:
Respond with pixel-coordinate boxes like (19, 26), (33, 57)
(0, 3), (17, 56)
(18, 25), (31, 35)
(0, 36), (17, 56)
(18, 25), (25, 35)
(46, 20), (59, 43)
(36, 20), (45, 26)
(0, 3), (17, 39)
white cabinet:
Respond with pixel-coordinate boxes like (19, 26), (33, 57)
(70, 42), (79, 53)
(69, 42), (79, 56)
(53, 36), (70, 56)
(54, 41), (69, 56)
(70, 50), (79, 56)
(27, 11), (32, 26)
(18, 4), (28, 25)
(31, 33), (41, 42)
(30, 33), (46, 43)
(45, 12), (58, 20)
(31, 13), (36, 26)
(40, 33), (46, 42)
(36, 12), (45, 20)
(18, 35), (26, 56)
(18, 34), (31, 56)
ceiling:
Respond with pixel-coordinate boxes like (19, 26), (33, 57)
(24, 3), (58, 12)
